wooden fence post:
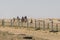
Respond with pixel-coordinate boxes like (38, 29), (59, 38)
(47, 23), (49, 29)
(21, 22), (23, 27)
(51, 20), (53, 31)
(56, 24), (58, 32)
(27, 20), (29, 28)
(10, 19), (13, 27)
(2, 19), (4, 27)
(35, 19), (37, 29)
(18, 20), (20, 27)
(38, 21), (40, 30)
(49, 20), (54, 32)
(43, 20), (45, 30)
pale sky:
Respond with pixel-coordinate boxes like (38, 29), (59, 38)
(0, 0), (60, 18)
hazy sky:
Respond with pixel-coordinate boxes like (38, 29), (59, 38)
(0, 0), (60, 18)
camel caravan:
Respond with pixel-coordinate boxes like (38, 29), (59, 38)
(1, 16), (34, 27)
(12, 16), (33, 23)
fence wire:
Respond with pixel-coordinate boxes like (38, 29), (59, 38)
(0, 19), (60, 32)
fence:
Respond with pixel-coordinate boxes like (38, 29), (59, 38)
(0, 19), (60, 32)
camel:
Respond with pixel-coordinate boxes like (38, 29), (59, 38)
(21, 16), (28, 23)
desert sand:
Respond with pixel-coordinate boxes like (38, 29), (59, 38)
(0, 26), (60, 40)
(0, 18), (60, 40)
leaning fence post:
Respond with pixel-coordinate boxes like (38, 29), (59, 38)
(51, 20), (53, 31)
(27, 20), (29, 28)
(21, 22), (23, 27)
(38, 20), (40, 30)
(10, 19), (13, 27)
(35, 19), (37, 29)
(47, 23), (49, 29)
(56, 24), (58, 32)
(18, 20), (20, 27)
(2, 19), (4, 27)
(43, 20), (45, 30)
